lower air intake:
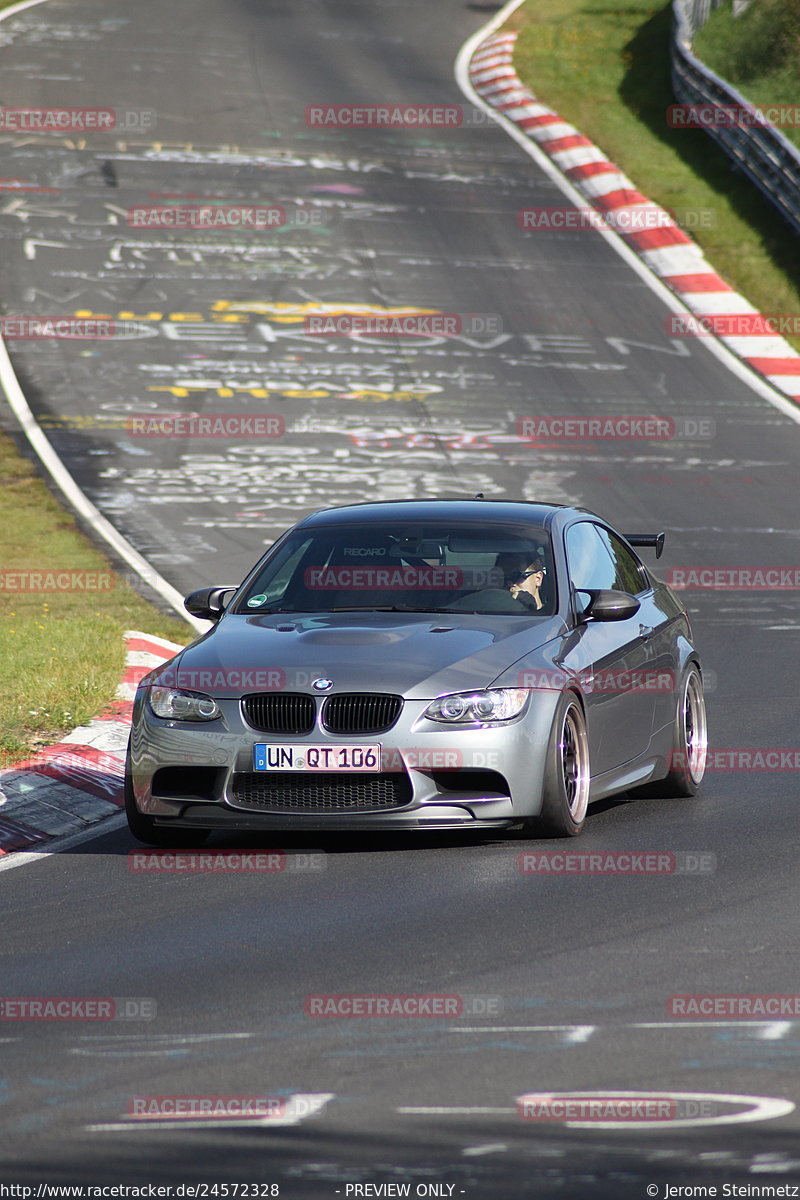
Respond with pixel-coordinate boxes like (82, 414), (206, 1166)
(230, 771), (412, 812)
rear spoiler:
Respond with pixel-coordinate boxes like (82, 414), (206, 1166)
(624, 531), (665, 559)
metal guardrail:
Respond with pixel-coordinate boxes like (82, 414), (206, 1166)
(672, 0), (800, 237)
(681, 0), (722, 36)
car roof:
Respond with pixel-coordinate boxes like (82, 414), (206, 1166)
(295, 498), (594, 530)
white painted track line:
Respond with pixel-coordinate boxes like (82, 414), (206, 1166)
(0, 813), (127, 873)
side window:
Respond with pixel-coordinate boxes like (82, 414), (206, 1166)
(566, 522), (618, 592)
(597, 528), (649, 595)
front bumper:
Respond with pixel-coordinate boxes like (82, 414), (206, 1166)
(128, 689), (563, 831)
(146, 802), (519, 832)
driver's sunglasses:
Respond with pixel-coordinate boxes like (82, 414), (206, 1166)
(517, 566), (545, 578)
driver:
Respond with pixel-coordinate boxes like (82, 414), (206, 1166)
(495, 552), (546, 611)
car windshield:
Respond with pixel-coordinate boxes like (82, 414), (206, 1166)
(235, 521), (556, 616)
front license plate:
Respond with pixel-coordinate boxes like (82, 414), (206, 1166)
(254, 744), (380, 772)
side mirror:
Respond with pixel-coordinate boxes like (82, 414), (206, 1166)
(576, 588), (641, 622)
(184, 585), (238, 622)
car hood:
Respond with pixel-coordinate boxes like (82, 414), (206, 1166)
(154, 611), (567, 700)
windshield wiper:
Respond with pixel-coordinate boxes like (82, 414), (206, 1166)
(252, 606), (316, 614)
(329, 605), (478, 615)
(391, 606), (465, 613)
(328, 605), (413, 612)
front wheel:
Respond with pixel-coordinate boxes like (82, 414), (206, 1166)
(630, 663), (707, 798)
(124, 770), (210, 848)
(523, 692), (591, 837)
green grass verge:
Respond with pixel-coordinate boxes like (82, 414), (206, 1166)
(0, 426), (192, 768)
(694, 0), (800, 152)
(508, 0), (800, 351)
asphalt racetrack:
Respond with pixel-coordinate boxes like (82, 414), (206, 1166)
(0, 0), (799, 1194)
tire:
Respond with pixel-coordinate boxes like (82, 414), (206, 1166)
(523, 691), (591, 837)
(630, 663), (707, 799)
(124, 769), (210, 848)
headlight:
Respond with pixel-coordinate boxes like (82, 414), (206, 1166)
(148, 686), (221, 721)
(424, 688), (528, 724)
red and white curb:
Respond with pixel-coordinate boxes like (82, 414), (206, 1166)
(469, 31), (800, 402)
(0, 631), (181, 854)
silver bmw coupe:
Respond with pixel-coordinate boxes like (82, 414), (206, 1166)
(125, 498), (707, 845)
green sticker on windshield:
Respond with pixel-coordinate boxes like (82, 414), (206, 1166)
(247, 594), (268, 608)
